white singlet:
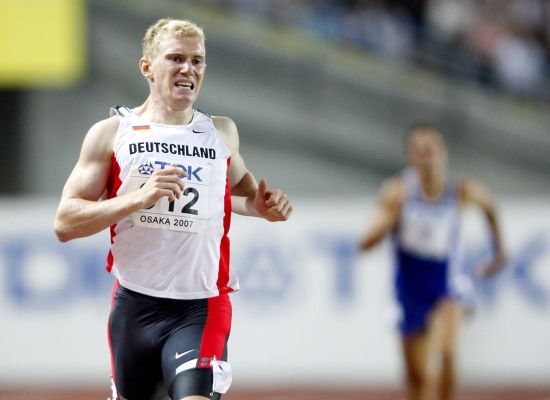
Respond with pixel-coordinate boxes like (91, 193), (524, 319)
(105, 109), (239, 299)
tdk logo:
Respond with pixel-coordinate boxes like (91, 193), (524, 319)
(140, 160), (204, 182)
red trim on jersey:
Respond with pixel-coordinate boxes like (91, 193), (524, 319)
(216, 158), (232, 293)
(106, 154), (122, 273)
(198, 294), (232, 368)
(107, 280), (120, 383)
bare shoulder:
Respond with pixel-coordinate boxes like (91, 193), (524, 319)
(61, 115), (121, 201)
(87, 115), (120, 142)
(81, 115), (121, 160)
(212, 115), (238, 154)
(460, 175), (483, 191)
(459, 175), (493, 204)
(379, 176), (406, 206)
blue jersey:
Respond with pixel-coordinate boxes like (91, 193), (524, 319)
(392, 167), (464, 335)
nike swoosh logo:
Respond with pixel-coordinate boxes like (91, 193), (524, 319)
(175, 349), (194, 360)
(192, 129), (205, 133)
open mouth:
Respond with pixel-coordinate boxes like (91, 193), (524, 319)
(175, 80), (194, 90)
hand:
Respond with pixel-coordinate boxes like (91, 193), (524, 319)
(136, 165), (187, 209)
(476, 252), (506, 279)
(254, 178), (293, 222)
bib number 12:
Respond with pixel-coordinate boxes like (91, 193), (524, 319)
(168, 187), (199, 215)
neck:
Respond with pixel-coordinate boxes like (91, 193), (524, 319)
(135, 96), (194, 125)
(417, 168), (445, 199)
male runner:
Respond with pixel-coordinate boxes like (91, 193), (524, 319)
(54, 18), (292, 400)
(359, 123), (505, 400)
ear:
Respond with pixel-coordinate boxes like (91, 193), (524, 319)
(139, 57), (153, 80)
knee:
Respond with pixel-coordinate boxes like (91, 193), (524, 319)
(441, 349), (456, 368)
(440, 340), (457, 360)
(406, 368), (430, 388)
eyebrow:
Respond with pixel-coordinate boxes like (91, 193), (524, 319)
(165, 52), (205, 59)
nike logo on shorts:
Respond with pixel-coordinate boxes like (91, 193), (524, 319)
(175, 349), (194, 359)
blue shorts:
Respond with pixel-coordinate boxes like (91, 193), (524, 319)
(396, 251), (449, 336)
(398, 292), (445, 336)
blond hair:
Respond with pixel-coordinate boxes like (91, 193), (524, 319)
(142, 18), (205, 60)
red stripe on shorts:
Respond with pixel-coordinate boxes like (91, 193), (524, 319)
(198, 294), (232, 368)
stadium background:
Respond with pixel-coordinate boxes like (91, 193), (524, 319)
(0, 0), (549, 399)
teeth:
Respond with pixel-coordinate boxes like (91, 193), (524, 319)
(176, 82), (192, 88)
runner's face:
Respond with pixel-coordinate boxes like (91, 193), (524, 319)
(147, 35), (206, 110)
(408, 129), (447, 174)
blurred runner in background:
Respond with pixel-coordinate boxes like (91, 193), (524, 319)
(359, 122), (505, 400)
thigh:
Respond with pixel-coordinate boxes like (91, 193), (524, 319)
(401, 299), (447, 380)
(162, 294), (232, 400)
(109, 285), (163, 400)
(429, 299), (464, 355)
(402, 330), (431, 380)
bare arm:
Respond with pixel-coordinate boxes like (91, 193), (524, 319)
(213, 116), (292, 221)
(359, 177), (404, 251)
(54, 117), (186, 242)
(460, 177), (506, 277)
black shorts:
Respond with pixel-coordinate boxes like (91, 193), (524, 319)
(108, 283), (232, 400)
